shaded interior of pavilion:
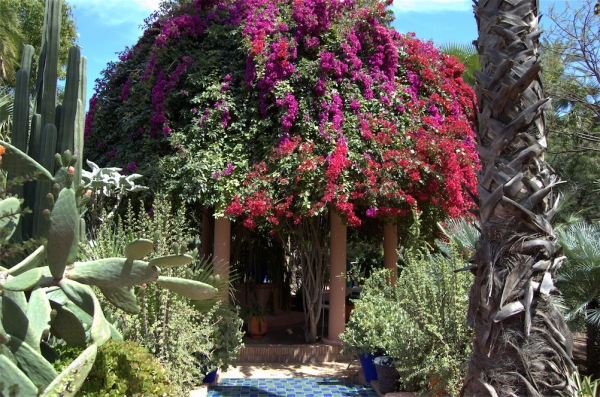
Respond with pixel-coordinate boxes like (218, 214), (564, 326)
(201, 209), (400, 346)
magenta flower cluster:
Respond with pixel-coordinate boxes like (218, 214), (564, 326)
(150, 55), (194, 136)
(155, 14), (207, 47)
(84, 0), (479, 234)
(120, 77), (132, 101)
(84, 94), (98, 142)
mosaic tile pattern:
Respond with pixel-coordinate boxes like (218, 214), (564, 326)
(208, 377), (378, 397)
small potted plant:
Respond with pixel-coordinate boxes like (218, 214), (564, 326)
(247, 300), (267, 338)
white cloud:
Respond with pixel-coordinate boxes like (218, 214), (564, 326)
(392, 0), (471, 13)
(70, 0), (160, 26)
(130, 0), (161, 11)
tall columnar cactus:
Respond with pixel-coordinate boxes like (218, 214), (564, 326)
(10, 0), (86, 240)
(0, 142), (219, 396)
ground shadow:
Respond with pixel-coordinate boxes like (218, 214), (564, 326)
(316, 379), (378, 396)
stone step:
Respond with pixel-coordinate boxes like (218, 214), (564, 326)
(237, 344), (352, 363)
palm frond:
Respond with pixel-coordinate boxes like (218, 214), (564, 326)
(586, 298), (600, 326)
(437, 217), (480, 259)
(557, 222), (600, 264)
(0, 90), (13, 141)
(556, 222), (600, 326)
(189, 255), (239, 312)
(440, 42), (480, 86)
(0, 2), (25, 84)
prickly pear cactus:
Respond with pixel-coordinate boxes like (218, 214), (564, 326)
(0, 144), (219, 396)
(1, 1), (219, 394)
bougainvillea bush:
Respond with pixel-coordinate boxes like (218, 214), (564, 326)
(85, 0), (479, 237)
(86, 0), (479, 342)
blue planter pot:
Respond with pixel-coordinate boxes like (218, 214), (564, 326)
(204, 368), (218, 384)
(359, 354), (380, 383)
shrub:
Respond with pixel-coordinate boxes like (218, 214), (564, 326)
(341, 220), (473, 395)
(194, 300), (245, 374)
(85, 0), (480, 345)
(85, 0), (479, 240)
(340, 269), (401, 356)
(77, 340), (173, 397)
(81, 196), (243, 394)
(389, 243), (473, 396)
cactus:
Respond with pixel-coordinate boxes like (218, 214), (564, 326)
(0, 268), (43, 291)
(42, 344), (97, 397)
(0, 355), (39, 396)
(0, 145), (219, 395)
(0, 3), (218, 395)
(9, 0), (85, 241)
(0, 197), (21, 241)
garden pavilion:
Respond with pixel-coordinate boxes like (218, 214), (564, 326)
(201, 212), (398, 345)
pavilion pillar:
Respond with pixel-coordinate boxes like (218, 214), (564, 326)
(383, 221), (398, 285)
(202, 207), (213, 261)
(324, 211), (346, 345)
(214, 217), (231, 300)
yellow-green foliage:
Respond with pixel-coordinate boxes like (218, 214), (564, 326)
(341, 269), (401, 357)
(573, 371), (600, 397)
(80, 197), (243, 395)
(77, 340), (173, 397)
(341, 240), (473, 396)
(391, 243), (473, 396)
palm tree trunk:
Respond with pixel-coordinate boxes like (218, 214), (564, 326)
(463, 1), (576, 395)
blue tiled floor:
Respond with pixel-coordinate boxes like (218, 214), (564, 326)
(208, 378), (378, 396)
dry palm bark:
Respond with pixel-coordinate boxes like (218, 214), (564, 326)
(463, 1), (576, 395)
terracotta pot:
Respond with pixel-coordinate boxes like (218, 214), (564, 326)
(249, 316), (267, 338)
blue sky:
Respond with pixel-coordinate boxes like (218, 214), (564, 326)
(69, 0), (569, 105)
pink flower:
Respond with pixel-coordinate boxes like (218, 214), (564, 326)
(366, 207), (377, 218)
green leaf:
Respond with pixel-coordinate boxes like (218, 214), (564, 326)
(156, 276), (218, 301)
(124, 239), (154, 261)
(1, 268), (43, 291)
(49, 301), (86, 347)
(65, 258), (159, 288)
(8, 245), (47, 276)
(26, 288), (52, 343)
(1, 292), (39, 353)
(59, 278), (110, 345)
(99, 286), (140, 314)
(0, 197), (21, 241)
